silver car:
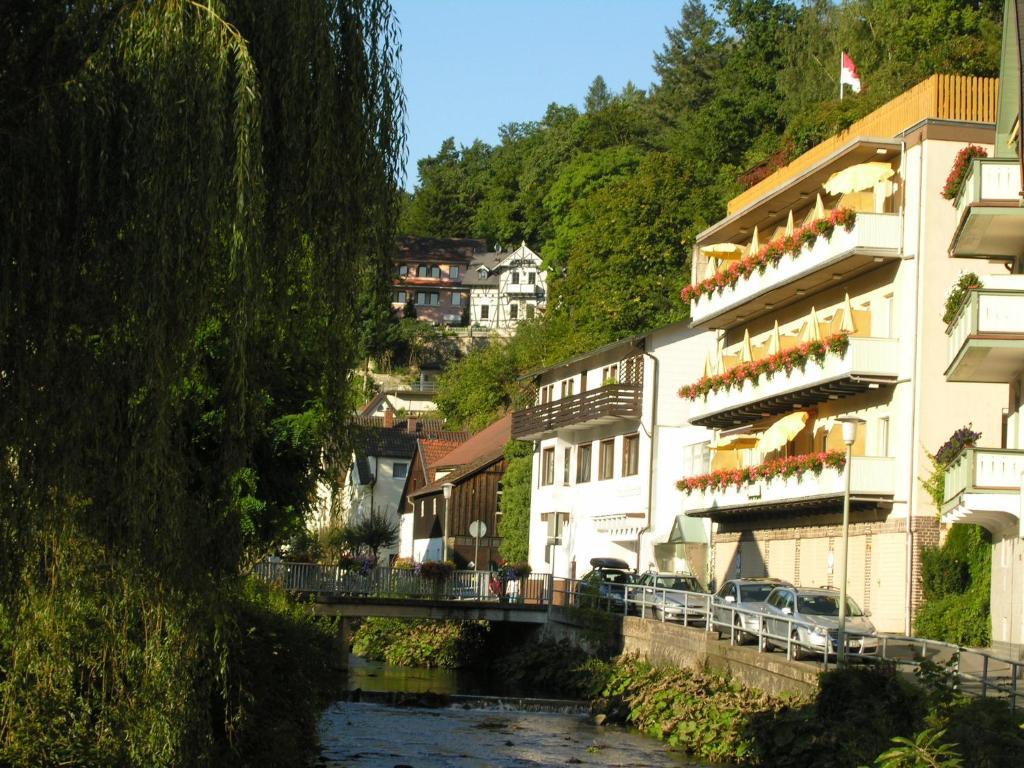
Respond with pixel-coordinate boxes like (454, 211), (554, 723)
(712, 578), (792, 643)
(627, 571), (707, 623)
(757, 586), (878, 659)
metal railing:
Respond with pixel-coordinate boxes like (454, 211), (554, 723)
(256, 562), (1022, 709)
(253, 561), (553, 606)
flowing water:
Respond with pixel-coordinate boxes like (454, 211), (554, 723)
(313, 656), (706, 767)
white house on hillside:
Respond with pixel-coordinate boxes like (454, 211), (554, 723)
(463, 242), (547, 332)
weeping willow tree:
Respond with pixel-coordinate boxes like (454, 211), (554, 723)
(0, 1), (403, 764)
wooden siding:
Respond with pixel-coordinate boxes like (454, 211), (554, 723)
(728, 75), (999, 215)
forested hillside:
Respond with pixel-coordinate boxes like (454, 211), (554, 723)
(416, 0), (1002, 431)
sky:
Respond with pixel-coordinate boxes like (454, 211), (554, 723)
(392, 0), (683, 190)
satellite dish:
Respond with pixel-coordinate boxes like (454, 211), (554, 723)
(468, 520), (487, 538)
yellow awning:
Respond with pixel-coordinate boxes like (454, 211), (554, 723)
(823, 162), (895, 196)
(701, 243), (745, 261)
(712, 433), (759, 450)
(757, 411), (809, 454)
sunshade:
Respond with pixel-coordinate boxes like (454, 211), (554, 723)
(800, 306), (823, 342)
(757, 411), (809, 454)
(836, 293), (857, 334)
(712, 432), (759, 450)
(739, 329), (754, 363)
(813, 193), (826, 219)
(767, 320), (782, 355)
(701, 243), (746, 261)
(785, 210), (795, 237)
(823, 162), (895, 196)
(747, 226), (760, 256)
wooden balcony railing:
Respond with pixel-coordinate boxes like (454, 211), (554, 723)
(511, 383), (641, 439)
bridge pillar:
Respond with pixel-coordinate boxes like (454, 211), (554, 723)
(331, 617), (355, 671)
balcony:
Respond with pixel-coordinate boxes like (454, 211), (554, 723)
(945, 276), (1024, 382)
(685, 456), (895, 521)
(505, 283), (542, 297)
(511, 384), (641, 440)
(949, 159), (1024, 259)
(690, 213), (901, 330)
(690, 337), (900, 429)
(942, 448), (1024, 537)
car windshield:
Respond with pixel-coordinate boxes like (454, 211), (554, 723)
(797, 595), (863, 616)
(739, 584), (774, 602)
(656, 576), (698, 591)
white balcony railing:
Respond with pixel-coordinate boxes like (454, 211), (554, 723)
(950, 159), (1024, 258)
(685, 456), (895, 513)
(954, 159), (1021, 219)
(690, 213), (901, 329)
(946, 275), (1024, 382)
(690, 337), (900, 428)
(942, 448), (1024, 536)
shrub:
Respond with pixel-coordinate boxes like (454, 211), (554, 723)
(488, 639), (608, 698)
(914, 524), (991, 646)
(350, 617), (488, 669)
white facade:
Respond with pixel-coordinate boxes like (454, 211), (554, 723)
(516, 324), (716, 583)
(467, 243), (547, 331)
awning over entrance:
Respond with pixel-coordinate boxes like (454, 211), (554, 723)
(653, 514), (708, 545)
(593, 512), (646, 540)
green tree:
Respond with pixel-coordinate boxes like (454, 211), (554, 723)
(498, 440), (534, 563)
(585, 74), (612, 112)
(0, 1), (402, 763)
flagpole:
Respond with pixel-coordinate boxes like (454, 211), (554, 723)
(839, 51), (843, 101)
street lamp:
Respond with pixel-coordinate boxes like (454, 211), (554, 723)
(836, 416), (865, 666)
(442, 482), (454, 562)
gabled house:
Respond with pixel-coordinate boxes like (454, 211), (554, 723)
(937, 0), (1024, 657)
(403, 415), (512, 566)
(682, 73), (1006, 634)
(511, 323), (716, 582)
(463, 243), (547, 332)
(396, 434), (470, 558)
(392, 236), (481, 325)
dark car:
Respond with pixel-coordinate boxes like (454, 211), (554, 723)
(575, 557), (636, 611)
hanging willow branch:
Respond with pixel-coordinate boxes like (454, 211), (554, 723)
(0, 1), (404, 762)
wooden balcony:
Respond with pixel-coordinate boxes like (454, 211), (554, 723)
(946, 276), (1024, 383)
(511, 383), (641, 440)
(685, 457), (896, 522)
(689, 213), (901, 330)
(942, 448), (1024, 537)
(690, 337), (900, 429)
(949, 159), (1024, 259)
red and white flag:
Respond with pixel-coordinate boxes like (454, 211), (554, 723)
(840, 51), (861, 95)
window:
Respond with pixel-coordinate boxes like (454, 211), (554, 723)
(526, 305), (535, 319)
(541, 447), (555, 486)
(509, 303), (519, 320)
(450, 265), (460, 279)
(528, 272), (536, 284)
(878, 416), (890, 457)
(601, 364), (619, 384)
(540, 384), (554, 404)
(511, 270), (520, 284)
(451, 292), (463, 307)
(576, 443), (592, 483)
(598, 439), (615, 480)
(481, 304), (490, 319)
(580, 370), (587, 391)
(416, 291), (439, 306)
(393, 462), (409, 479)
(430, 265), (441, 278)
(622, 434), (639, 476)
(562, 447), (571, 485)
(682, 442), (711, 477)
(560, 379), (575, 399)
(394, 290), (407, 304)
(416, 265), (428, 277)
(397, 265), (408, 277)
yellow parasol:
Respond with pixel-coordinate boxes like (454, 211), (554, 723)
(700, 243), (746, 261)
(740, 329), (754, 363)
(757, 411), (809, 454)
(712, 432), (760, 451)
(835, 293), (858, 334)
(767, 320), (782, 355)
(813, 193), (826, 220)
(747, 226), (760, 256)
(823, 162), (895, 196)
(800, 306), (824, 342)
(703, 351), (715, 378)
(785, 210), (795, 237)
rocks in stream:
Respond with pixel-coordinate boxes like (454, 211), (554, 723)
(589, 696), (629, 726)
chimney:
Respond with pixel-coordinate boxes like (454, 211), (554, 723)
(407, 416), (418, 434)
(383, 409), (395, 428)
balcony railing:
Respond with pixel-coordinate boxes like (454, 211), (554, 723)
(505, 283), (542, 297)
(945, 276), (1024, 383)
(511, 383), (641, 440)
(950, 159), (1024, 259)
(690, 337), (900, 429)
(685, 456), (895, 520)
(942, 448), (1024, 536)
(690, 213), (901, 329)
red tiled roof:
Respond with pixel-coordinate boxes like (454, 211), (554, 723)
(434, 414), (512, 469)
(409, 449), (505, 499)
(419, 437), (470, 481)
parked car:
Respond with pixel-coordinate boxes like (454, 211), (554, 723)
(756, 586), (878, 659)
(627, 571), (707, 623)
(712, 578), (792, 643)
(575, 557), (636, 610)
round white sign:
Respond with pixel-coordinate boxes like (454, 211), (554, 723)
(468, 520), (487, 538)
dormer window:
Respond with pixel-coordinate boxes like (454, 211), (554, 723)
(478, 267), (489, 279)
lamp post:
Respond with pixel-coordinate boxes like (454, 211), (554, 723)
(441, 482), (454, 562)
(836, 417), (865, 666)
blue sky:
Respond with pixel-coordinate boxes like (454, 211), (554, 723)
(392, 0), (683, 189)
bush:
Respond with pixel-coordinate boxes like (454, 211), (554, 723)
(915, 524), (990, 646)
(488, 639), (609, 698)
(350, 618), (488, 669)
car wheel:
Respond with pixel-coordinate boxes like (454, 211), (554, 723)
(758, 623), (773, 653)
(790, 630), (805, 660)
(733, 615), (748, 644)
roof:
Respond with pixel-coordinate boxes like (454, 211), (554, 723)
(396, 236), (485, 263)
(461, 252), (501, 287)
(418, 437), (470, 482)
(349, 416), (467, 485)
(409, 449), (504, 498)
(433, 414), (512, 468)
